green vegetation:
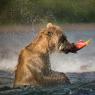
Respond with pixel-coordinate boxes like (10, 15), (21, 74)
(0, 0), (95, 25)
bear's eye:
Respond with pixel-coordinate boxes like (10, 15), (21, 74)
(47, 31), (53, 37)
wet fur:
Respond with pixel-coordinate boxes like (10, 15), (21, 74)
(14, 23), (71, 87)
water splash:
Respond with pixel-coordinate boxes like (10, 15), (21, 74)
(0, 26), (95, 73)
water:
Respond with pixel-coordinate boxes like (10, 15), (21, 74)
(0, 24), (95, 95)
(0, 73), (95, 95)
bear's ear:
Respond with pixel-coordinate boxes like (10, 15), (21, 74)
(47, 23), (53, 28)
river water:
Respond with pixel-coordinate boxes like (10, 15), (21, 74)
(0, 24), (95, 95)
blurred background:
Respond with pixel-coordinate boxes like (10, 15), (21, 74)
(0, 0), (95, 25)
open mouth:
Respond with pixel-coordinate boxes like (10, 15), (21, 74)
(58, 43), (70, 54)
(58, 43), (78, 54)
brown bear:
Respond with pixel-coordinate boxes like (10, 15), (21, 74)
(14, 23), (77, 87)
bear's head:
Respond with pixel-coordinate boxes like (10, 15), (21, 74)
(35, 23), (75, 53)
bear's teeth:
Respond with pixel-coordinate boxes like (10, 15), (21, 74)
(59, 44), (64, 50)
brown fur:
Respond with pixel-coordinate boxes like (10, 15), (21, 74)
(14, 23), (76, 87)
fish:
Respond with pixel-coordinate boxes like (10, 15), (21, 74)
(75, 39), (91, 49)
